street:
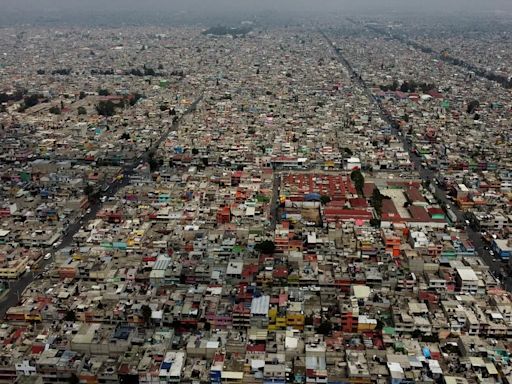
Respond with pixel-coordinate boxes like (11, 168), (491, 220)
(0, 93), (204, 318)
(319, 30), (512, 291)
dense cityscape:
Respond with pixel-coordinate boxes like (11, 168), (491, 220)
(0, 3), (511, 384)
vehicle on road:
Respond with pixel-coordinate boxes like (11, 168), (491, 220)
(44, 253), (52, 260)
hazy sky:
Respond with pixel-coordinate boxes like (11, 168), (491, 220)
(1, 0), (511, 26)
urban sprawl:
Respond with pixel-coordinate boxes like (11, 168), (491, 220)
(0, 16), (511, 384)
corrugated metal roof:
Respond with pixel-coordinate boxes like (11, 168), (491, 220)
(250, 295), (270, 316)
(153, 257), (171, 270)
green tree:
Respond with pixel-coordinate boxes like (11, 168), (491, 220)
(466, 99), (480, 114)
(148, 152), (159, 172)
(317, 320), (332, 336)
(350, 169), (365, 196)
(191, 148), (199, 155)
(369, 218), (381, 228)
(77, 106), (87, 115)
(411, 329), (424, 339)
(144, 67), (156, 76)
(141, 304), (152, 326)
(320, 195), (331, 205)
(97, 88), (110, 96)
(23, 94), (39, 108)
(129, 93), (143, 106)
(370, 188), (385, 217)
(49, 106), (61, 115)
(95, 100), (116, 116)
(69, 373), (80, 384)
(64, 310), (76, 321)
(84, 184), (94, 200)
(342, 147), (353, 157)
(254, 240), (276, 254)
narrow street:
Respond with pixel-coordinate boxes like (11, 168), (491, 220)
(0, 93), (204, 318)
(319, 30), (512, 291)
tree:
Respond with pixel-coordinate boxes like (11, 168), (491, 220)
(411, 329), (424, 339)
(24, 94), (39, 108)
(97, 88), (110, 96)
(95, 100), (116, 116)
(144, 67), (156, 76)
(141, 304), (152, 325)
(342, 147), (353, 157)
(254, 240), (276, 254)
(49, 106), (61, 115)
(79, 91), (86, 100)
(317, 320), (332, 336)
(84, 184), (94, 199)
(77, 106), (87, 115)
(51, 68), (71, 75)
(320, 195), (331, 205)
(120, 132), (131, 140)
(64, 310), (76, 321)
(191, 148), (199, 155)
(350, 170), (365, 196)
(148, 152), (159, 172)
(371, 188), (385, 217)
(69, 373), (80, 384)
(369, 218), (381, 228)
(129, 93), (143, 106)
(466, 100), (480, 114)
